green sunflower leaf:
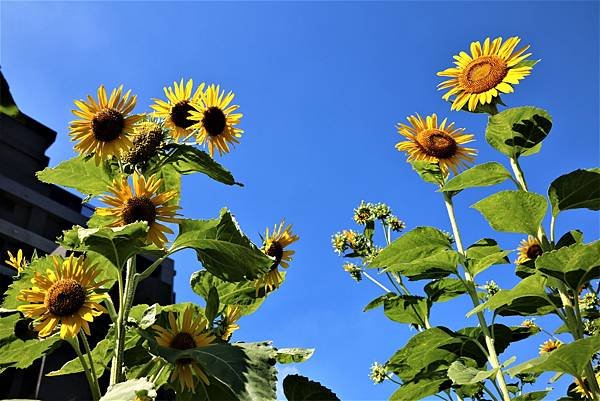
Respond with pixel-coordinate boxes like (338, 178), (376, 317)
(383, 295), (429, 327)
(465, 238), (511, 277)
(440, 162), (512, 193)
(507, 336), (600, 377)
(390, 376), (449, 401)
(425, 278), (466, 303)
(171, 209), (273, 282)
(512, 391), (550, 401)
(555, 230), (584, 249)
(410, 161), (445, 186)
(276, 348), (315, 364)
(472, 190), (547, 236)
(283, 374), (340, 401)
(535, 241), (600, 290)
(1, 255), (55, 309)
(548, 168), (600, 217)
(36, 155), (121, 197)
(47, 335), (113, 377)
(99, 378), (156, 401)
(205, 286), (220, 323)
(485, 106), (552, 158)
(0, 333), (61, 370)
(447, 360), (497, 385)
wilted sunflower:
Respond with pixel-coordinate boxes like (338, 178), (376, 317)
(152, 306), (215, 393)
(17, 255), (107, 339)
(516, 235), (543, 264)
(220, 305), (242, 341)
(189, 84), (243, 157)
(150, 79), (204, 141)
(396, 113), (476, 174)
(5, 249), (25, 274)
(255, 221), (299, 293)
(539, 339), (562, 355)
(438, 36), (533, 111)
(97, 172), (180, 248)
(70, 85), (142, 163)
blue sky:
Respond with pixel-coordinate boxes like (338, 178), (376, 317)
(1, 1), (599, 400)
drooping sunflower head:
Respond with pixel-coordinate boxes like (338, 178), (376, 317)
(5, 249), (25, 274)
(17, 255), (108, 339)
(516, 235), (543, 264)
(150, 79), (204, 142)
(152, 306), (215, 393)
(219, 305), (242, 341)
(97, 172), (181, 249)
(70, 85), (142, 164)
(255, 221), (299, 293)
(395, 113), (476, 175)
(189, 84), (244, 157)
(438, 36), (533, 111)
(123, 121), (165, 166)
(539, 339), (562, 355)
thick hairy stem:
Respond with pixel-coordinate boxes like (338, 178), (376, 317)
(69, 337), (100, 401)
(80, 332), (101, 399)
(443, 193), (512, 401)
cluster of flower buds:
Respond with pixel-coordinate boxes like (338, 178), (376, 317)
(331, 230), (371, 256)
(352, 201), (404, 231)
(481, 280), (500, 299)
(579, 292), (600, 313)
(342, 263), (362, 282)
(369, 362), (388, 384)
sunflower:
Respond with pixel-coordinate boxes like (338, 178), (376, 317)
(17, 255), (107, 339)
(97, 172), (180, 249)
(189, 84), (243, 157)
(5, 249), (25, 274)
(220, 305), (242, 341)
(395, 113), (476, 174)
(255, 221), (299, 294)
(574, 371), (600, 400)
(521, 319), (537, 329)
(150, 79), (204, 141)
(123, 121), (165, 166)
(438, 36), (533, 111)
(516, 235), (543, 264)
(70, 85), (142, 164)
(539, 339), (562, 355)
(152, 306), (215, 393)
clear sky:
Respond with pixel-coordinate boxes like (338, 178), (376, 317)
(1, 1), (599, 400)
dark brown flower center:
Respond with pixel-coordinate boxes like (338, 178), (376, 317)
(266, 241), (284, 265)
(92, 108), (125, 142)
(170, 100), (195, 129)
(459, 55), (508, 94)
(526, 244), (543, 260)
(45, 279), (86, 316)
(122, 196), (156, 225)
(124, 125), (164, 165)
(170, 332), (196, 364)
(202, 106), (227, 137)
(417, 129), (458, 159)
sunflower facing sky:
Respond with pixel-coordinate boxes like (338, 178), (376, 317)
(150, 79), (204, 141)
(516, 235), (544, 264)
(69, 85), (142, 163)
(97, 172), (180, 248)
(395, 113), (476, 174)
(152, 306), (215, 393)
(539, 339), (562, 355)
(189, 84), (244, 157)
(437, 36), (533, 112)
(255, 221), (299, 294)
(17, 255), (107, 339)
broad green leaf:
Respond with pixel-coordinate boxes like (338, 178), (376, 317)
(171, 209), (273, 282)
(447, 360), (497, 385)
(157, 163), (181, 206)
(555, 230), (584, 249)
(548, 168), (600, 216)
(370, 227), (458, 280)
(468, 275), (557, 317)
(60, 223), (149, 270)
(472, 190), (547, 236)
(441, 162), (512, 192)
(512, 391), (550, 401)
(363, 293), (395, 312)
(190, 270), (265, 309)
(390, 377), (449, 401)
(47, 336), (113, 377)
(425, 278), (466, 303)
(205, 286), (220, 323)
(0, 334), (61, 369)
(508, 336), (600, 377)
(459, 324), (540, 357)
(410, 161), (445, 186)
(535, 241), (600, 290)
(99, 378), (156, 401)
(37, 155), (121, 196)
(276, 348), (315, 364)
(485, 106), (552, 158)
(465, 238), (510, 277)
(160, 144), (240, 186)
(126, 357), (172, 390)
(1, 256), (55, 309)
(0, 314), (19, 340)
(383, 295), (429, 327)
(283, 374), (340, 401)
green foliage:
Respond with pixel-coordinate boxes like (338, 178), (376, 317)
(0, 333), (61, 371)
(535, 241), (600, 290)
(410, 161), (445, 185)
(447, 360), (497, 385)
(276, 348), (315, 364)
(48, 336), (113, 377)
(465, 238), (510, 277)
(171, 209), (273, 282)
(99, 378), (156, 401)
(424, 278), (466, 303)
(548, 168), (600, 216)
(190, 270), (265, 310)
(382, 295), (429, 326)
(472, 190), (547, 235)
(1, 256), (55, 309)
(441, 162), (512, 193)
(485, 106), (552, 158)
(282, 374), (340, 401)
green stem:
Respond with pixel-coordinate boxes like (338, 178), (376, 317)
(362, 271), (392, 293)
(68, 337), (100, 401)
(79, 332), (101, 399)
(443, 192), (512, 401)
(104, 297), (118, 323)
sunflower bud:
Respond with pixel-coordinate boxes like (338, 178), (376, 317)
(123, 121), (164, 165)
(385, 215), (405, 232)
(369, 362), (388, 384)
(342, 263), (362, 282)
(353, 201), (375, 225)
